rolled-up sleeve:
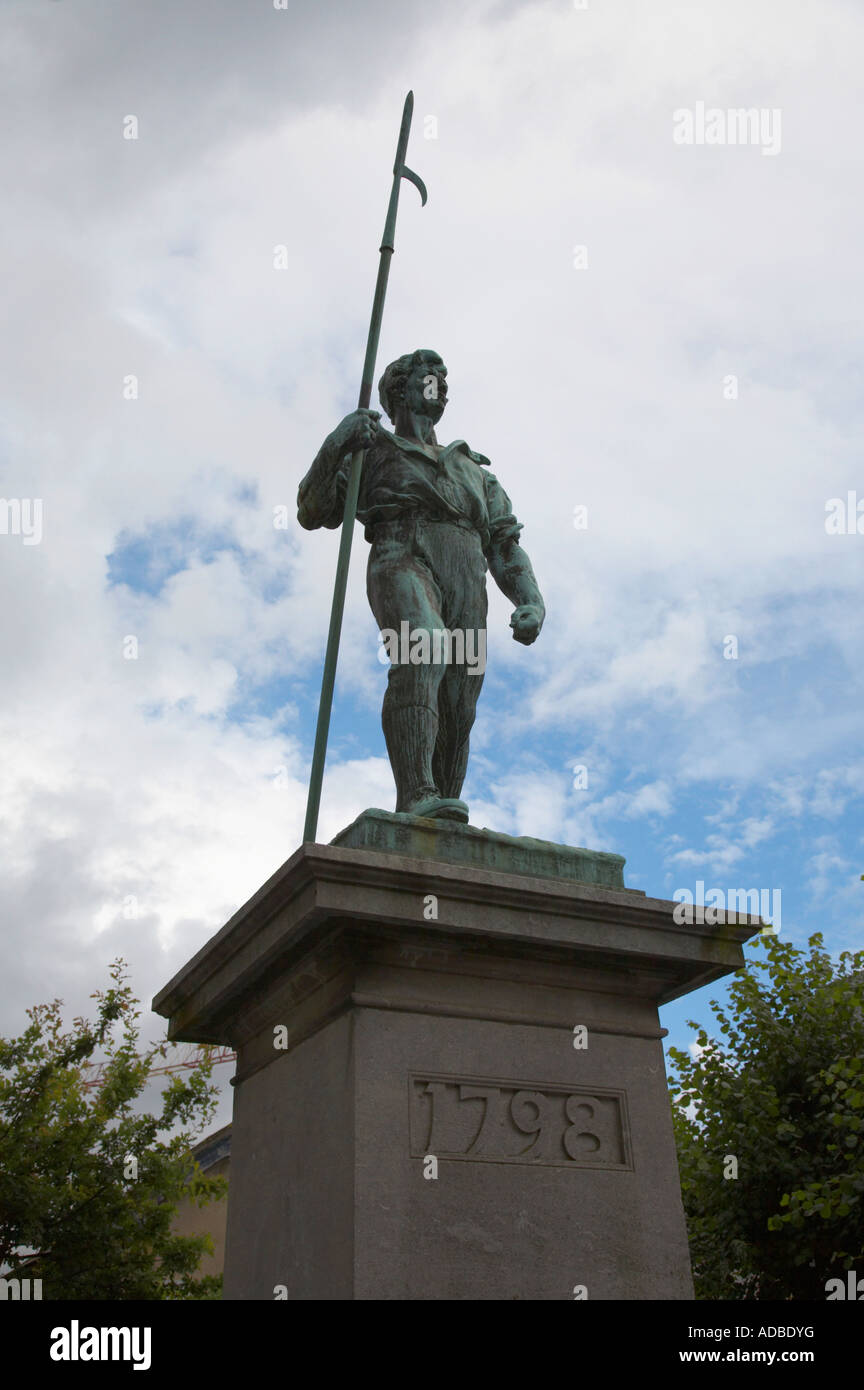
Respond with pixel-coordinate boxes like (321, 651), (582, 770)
(483, 471), (523, 552)
(297, 438), (350, 530)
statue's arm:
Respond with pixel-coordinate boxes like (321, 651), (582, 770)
(297, 409), (381, 530)
(297, 436), (350, 531)
(483, 473), (545, 645)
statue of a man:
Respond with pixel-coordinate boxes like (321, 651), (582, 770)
(298, 348), (545, 823)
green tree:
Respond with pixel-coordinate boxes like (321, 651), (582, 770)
(0, 960), (227, 1299)
(668, 932), (864, 1300)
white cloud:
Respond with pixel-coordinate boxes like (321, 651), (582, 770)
(2, 0), (864, 1081)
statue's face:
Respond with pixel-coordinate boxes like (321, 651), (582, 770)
(403, 357), (448, 421)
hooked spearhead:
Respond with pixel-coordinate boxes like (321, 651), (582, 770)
(380, 91), (428, 252)
(394, 91), (428, 206)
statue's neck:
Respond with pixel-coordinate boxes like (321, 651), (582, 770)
(394, 410), (438, 446)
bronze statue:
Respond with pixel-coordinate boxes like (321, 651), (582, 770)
(298, 348), (545, 823)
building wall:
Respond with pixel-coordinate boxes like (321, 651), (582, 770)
(172, 1124), (231, 1280)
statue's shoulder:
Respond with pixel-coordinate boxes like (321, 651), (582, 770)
(450, 440), (492, 468)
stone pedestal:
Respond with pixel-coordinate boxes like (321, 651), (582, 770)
(153, 813), (760, 1301)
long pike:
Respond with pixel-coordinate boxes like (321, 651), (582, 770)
(303, 93), (427, 842)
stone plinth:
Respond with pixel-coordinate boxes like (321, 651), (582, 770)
(153, 816), (761, 1301)
(332, 807), (629, 888)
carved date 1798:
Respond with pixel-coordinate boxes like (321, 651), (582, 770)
(409, 1072), (631, 1170)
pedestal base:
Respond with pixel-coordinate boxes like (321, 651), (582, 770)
(153, 815), (760, 1300)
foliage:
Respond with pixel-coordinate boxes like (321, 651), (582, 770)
(0, 960), (226, 1299)
(668, 932), (864, 1299)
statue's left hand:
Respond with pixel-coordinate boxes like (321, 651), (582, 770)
(510, 604), (544, 645)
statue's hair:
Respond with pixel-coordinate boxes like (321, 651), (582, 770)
(378, 349), (443, 423)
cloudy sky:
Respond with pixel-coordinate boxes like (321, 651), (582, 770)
(1, 0), (862, 1129)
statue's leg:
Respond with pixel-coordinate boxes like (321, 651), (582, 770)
(423, 525), (489, 802)
(433, 665), (484, 799)
(367, 523), (448, 812)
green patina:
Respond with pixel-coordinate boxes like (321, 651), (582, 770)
(331, 809), (638, 892)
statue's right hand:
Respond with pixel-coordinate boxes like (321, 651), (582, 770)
(330, 408), (381, 457)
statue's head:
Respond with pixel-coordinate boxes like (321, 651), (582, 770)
(378, 349), (447, 426)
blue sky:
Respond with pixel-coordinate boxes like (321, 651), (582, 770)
(104, 509), (863, 1075)
(1, 0), (862, 1133)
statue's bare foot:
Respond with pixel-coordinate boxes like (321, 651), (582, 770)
(404, 796), (469, 824)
